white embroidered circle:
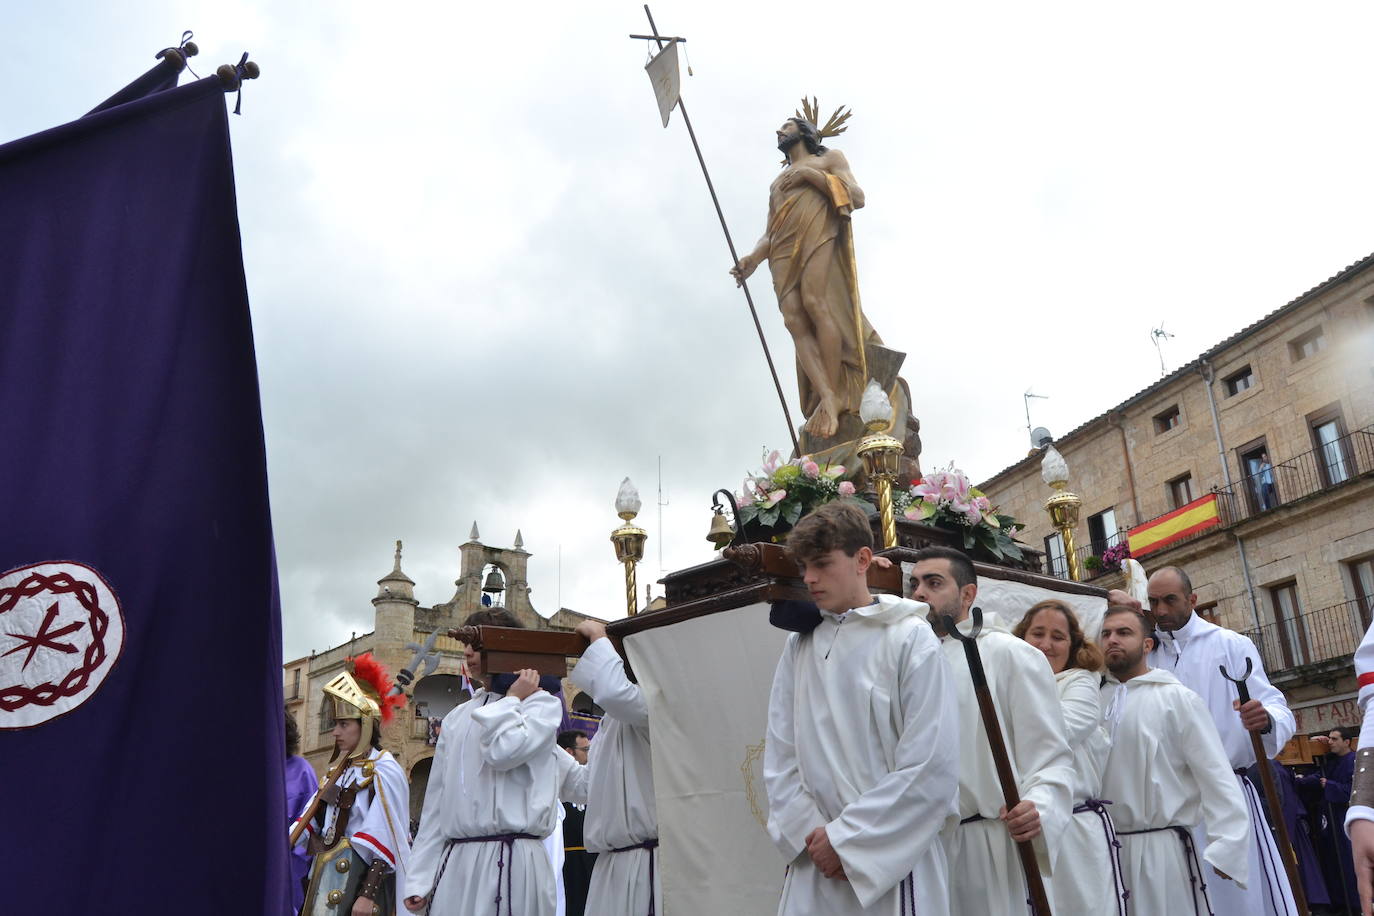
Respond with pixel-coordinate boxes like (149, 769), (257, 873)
(0, 561), (125, 729)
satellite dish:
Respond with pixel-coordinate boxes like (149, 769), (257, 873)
(1030, 426), (1053, 448)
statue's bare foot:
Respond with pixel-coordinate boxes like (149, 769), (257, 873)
(803, 399), (840, 439)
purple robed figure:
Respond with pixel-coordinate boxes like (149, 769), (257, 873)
(1252, 759), (1330, 907)
(285, 754), (318, 914)
(1299, 745), (1358, 912)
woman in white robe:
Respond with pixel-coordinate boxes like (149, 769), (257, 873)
(1012, 600), (1126, 916)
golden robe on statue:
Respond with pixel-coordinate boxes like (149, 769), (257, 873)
(764, 169), (882, 427)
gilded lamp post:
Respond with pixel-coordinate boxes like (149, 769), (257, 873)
(856, 380), (904, 549)
(610, 478), (648, 617)
(1041, 445), (1083, 581)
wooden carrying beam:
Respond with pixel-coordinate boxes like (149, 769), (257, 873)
(447, 625), (590, 677)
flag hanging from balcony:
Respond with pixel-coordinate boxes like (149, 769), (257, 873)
(1128, 493), (1221, 557)
(0, 76), (287, 912)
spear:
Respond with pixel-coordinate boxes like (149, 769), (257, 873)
(631, 6), (801, 457)
(941, 607), (1053, 916)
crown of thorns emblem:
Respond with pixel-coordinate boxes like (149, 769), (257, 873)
(0, 562), (124, 729)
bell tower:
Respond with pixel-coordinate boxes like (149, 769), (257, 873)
(438, 523), (538, 628)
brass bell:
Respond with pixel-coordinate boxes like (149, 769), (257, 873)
(482, 568), (505, 594)
(706, 509), (735, 548)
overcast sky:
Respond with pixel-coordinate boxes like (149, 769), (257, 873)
(6, 2), (1374, 661)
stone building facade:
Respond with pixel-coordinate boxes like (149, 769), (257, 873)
(282, 525), (603, 822)
(980, 253), (1374, 755)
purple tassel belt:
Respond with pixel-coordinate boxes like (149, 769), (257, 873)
(607, 839), (659, 916)
(1073, 798), (1129, 916)
(427, 832), (540, 916)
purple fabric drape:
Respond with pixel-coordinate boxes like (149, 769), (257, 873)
(0, 76), (288, 913)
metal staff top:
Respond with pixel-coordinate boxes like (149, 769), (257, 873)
(1218, 657), (1255, 703)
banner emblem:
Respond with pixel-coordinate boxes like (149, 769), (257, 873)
(0, 562), (125, 729)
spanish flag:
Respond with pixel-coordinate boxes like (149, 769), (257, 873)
(1128, 494), (1221, 557)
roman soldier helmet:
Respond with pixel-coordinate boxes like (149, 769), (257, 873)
(323, 653), (407, 761)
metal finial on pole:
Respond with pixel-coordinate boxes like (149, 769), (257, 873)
(637, 5), (801, 457)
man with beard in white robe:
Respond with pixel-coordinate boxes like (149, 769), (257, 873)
(1098, 605), (1251, 915)
(568, 619), (659, 916)
(908, 545), (1075, 916)
(1111, 565), (1297, 915)
(404, 611), (589, 916)
(765, 502), (960, 915)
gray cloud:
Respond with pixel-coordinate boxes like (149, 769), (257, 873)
(7, 2), (1374, 659)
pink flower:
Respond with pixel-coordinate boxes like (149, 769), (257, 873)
(767, 489), (787, 505)
(838, 481), (856, 496)
(802, 460), (820, 478)
(762, 450), (782, 474)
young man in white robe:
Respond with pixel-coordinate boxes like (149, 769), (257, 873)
(1110, 565), (1297, 916)
(404, 610), (588, 916)
(765, 501), (961, 915)
(566, 619), (658, 916)
(909, 546), (1075, 916)
(1098, 605), (1251, 915)
(1344, 619), (1374, 913)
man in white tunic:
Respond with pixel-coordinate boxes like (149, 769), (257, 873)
(1133, 566), (1298, 916)
(765, 502), (960, 915)
(568, 618), (659, 916)
(1343, 618), (1374, 912)
(1098, 605), (1251, 915)
(405, 610), (588, 916)
(909, 546), (1075, 916)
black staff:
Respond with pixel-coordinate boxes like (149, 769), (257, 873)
(1219, 659), (1310, 916)
(942, 607), (1053, 916)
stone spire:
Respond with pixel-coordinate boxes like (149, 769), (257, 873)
(375, 538), (416, 602)
(513, 529), (525, 550)
(468, 521), (480, 542)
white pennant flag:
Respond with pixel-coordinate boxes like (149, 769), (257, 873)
(645, 41), (680, 127)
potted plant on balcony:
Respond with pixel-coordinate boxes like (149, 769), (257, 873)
(1084, 555), (1103, 574)
(1101, 540), (1131, 572)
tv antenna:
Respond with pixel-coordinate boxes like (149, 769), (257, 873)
(1024, 389), (1049, 446)
(1151, 323), (1175, 376)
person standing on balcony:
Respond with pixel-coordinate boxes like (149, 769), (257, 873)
(1111, 565), (1297, 916)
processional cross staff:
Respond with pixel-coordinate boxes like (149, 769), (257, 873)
(629, 5), (801, 456)
(1218, 659), (1311, 916)
(941, 607), (1054, 916)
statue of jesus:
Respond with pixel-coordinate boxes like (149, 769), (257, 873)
(729, 115), (883, 441)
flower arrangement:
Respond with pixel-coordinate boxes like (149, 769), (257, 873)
(728, 450), (860, 546)
(893, 464), (1026, 562)
(1101, 540), (1131, 570)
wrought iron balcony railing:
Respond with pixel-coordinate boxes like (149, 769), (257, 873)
(1240, 597), (1372, 675)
